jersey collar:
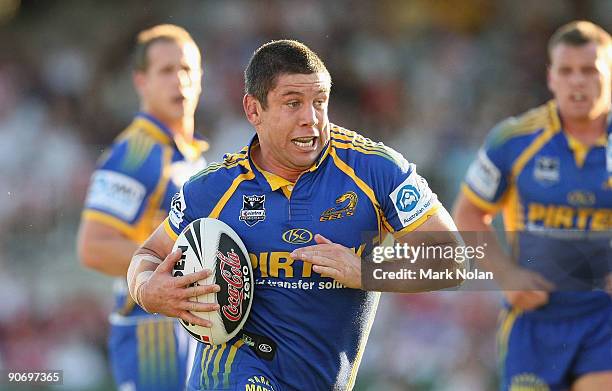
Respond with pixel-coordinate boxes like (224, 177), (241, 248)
(245, 132), (332, 193)
(135, 112), (209, 160)
(554, 101), (611, 168)
(136, 112), (173, 143)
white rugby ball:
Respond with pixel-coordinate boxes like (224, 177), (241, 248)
(171, 218), (254, 345)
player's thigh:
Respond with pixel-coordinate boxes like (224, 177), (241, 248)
(108, 322), (138, 389)
(498, 310), (574, 391)
(189, 344), (280, 391)
(109, 319), (189, 391)
(571, 372), (612, 391)
(203, 373), (280, 391)
(571, 307), (612, 389)
(190, 368), (280, 391)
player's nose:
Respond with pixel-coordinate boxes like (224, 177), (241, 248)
(298, 103), (318, 128)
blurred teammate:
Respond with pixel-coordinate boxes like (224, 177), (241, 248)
(77, 24), (207, 391)
(453, 21), (612, 391)
(126, 40), (465, 390)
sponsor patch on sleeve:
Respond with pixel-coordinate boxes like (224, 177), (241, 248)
(389, 170), (435, 227)
(84, 170), (146, 221)
(465, 149), (501, 201)
(169, 187), (187, 229)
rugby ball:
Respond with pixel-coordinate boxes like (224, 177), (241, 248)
(171, 218), (253, 345)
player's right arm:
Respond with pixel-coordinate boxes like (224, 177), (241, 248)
(452, 121), (554, 310)
(453, 192), (554, 310)
(127, 222), (220, 327)
(77, 219), (139, 276)
(77, 137), (159, 277)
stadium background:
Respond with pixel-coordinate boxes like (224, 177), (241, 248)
(1, 0), (610, 390)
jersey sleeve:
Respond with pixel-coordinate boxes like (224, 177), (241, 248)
(163, 184), (194, 240)
(162, 172), (217, 240)
(82, 139), (162, 237)
(368, 146), (440, 235)
(461, 119), (514, 212)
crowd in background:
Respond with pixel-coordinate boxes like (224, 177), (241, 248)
(1, 0), (611, 390)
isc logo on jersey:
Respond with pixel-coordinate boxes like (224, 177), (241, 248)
(172, 218), (254, 345)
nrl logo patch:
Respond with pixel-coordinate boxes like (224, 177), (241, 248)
(320, 191), (358, 221)
(533, 156), (560, 185)
(240, 194), (266, 226)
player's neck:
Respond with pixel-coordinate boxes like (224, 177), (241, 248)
(141, 108), (195, 143)
(251, 144), (301, 183)
(561, 112), (608, 146)
(169, 117), (195, 144)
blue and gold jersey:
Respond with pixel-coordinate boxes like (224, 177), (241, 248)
(164, 124), (440, 390)
(462, 101), (612, 314)
(83, 112), (207, 321)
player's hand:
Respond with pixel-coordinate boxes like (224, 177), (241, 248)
(503, 290), (550, 311)
(499, 266), (555, 311)
(605, 273), (612, 296)
(291, 234), (362, 289)
(140, 249), (221, 327)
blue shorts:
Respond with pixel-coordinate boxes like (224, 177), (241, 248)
(186, 339), (281, 391)
(109, 317), (191, 391)
(498, 303), (612, 391)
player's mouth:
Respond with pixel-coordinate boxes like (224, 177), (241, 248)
(291, 136), (317, 150)
(569, 92), (588, 103)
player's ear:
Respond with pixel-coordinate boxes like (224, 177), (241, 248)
(133, 71), (146, 97)
(243, 94), (262, 126)
(546, 64), (554, 93)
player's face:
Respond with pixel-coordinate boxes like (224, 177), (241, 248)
(256, 72), (331, 174)
(548, 42), (611, 122)
(135, 40), (202, 126)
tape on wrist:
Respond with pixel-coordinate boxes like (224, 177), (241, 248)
(134, 270), (154, 312)
(133, 253), (163, 265)
(127, 254), (162, 294)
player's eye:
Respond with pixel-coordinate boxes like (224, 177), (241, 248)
(160, 65), (175, 74)
(286, 101), (300, 108)
(314, 99), (326, 108)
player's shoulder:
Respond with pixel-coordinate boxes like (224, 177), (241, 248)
(100, 120), (167, 172)
(485, 101), (555, 150)
(329, 124), (409, 172)
(185, 145), (250, 193)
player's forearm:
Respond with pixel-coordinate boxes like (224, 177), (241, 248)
(452, 205), (518, 283)
(79, 237), (139, 277)
(374, 210), (468, 292)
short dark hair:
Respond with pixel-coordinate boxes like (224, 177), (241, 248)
(548, 20), (612, 60)
(244, 40), (330, 109)
(133, 24), (196, 72)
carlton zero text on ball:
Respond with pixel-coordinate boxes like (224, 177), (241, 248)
(172, 218), (254, 345)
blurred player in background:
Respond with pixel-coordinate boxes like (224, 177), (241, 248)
(453, 20), (612, 391)
(77, 24), (208, 391)
(126, 39), (464, 391)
